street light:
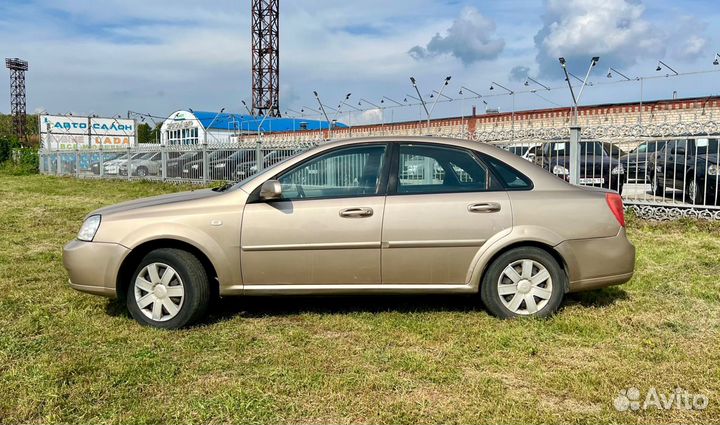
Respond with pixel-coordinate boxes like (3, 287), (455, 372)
(410, 76), (451, 131)
(713, 53), (720, 66)
(241, 100), (253, 116)
(655, 60), (678, 75)
(312, 91), (332, 126)
(460, 86), (482, 98)
(558, 56), (600, 186)
(524, 76), (550, 90)
(606, 67), (632, 80)
(489, 81), (513, 94)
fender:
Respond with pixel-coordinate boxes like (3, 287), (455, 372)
(116, 222), (239, 288)
(465, 225), (566, 290)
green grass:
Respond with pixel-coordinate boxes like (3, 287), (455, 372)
(1, 173), (719, 424)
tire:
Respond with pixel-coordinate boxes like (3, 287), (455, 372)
(686, 176), (704, 205)
(651, 172), (664, 196)
(136, 166), (148, 177)
(126, 248), (210, 329)
(480, 247), (566, 319)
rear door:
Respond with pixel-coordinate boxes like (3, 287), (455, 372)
(381, 143), (512, 285)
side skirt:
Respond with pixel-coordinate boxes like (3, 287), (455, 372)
(221, 284), (477, 296)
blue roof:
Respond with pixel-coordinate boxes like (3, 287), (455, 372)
(190, 111), (347, 132)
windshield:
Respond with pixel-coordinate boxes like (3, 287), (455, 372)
(550, 141), (607, 156)
(208, 150), (233, 161)
(634, 141), (665, 154)
(695, 138), (720, 155)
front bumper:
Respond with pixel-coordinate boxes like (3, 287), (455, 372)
(63, 239), (129, 298)
(555, 227), (636, 293)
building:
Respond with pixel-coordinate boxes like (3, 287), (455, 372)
(160, 110), (346, 145)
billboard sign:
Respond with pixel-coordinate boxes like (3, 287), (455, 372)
(40, 115), (136, 150)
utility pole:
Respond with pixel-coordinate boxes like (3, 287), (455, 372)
(5, 58), (29, 144)
(251, 0), (280, 117)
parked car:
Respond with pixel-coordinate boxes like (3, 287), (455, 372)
(166, 151), (202, 178)
(647, 138), (719, 205)
(502, 143), (541, 161)
(99, 153), (146, 176)
(64, 136), (635, 328)
(534, 140), (625, 194)
(90, 153), (124, 175)
(619, 140), (667, 182)
(181, 150), (234, 179)
(209, 149), (256, 180)
(235, 150), (302, 180)
(119, 152), (162, 177)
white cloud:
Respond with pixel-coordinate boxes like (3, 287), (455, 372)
(533, 0), (709, 77)
(409, 7), (504, 65)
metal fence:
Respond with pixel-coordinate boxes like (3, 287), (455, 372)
(38, 124), (720, 220)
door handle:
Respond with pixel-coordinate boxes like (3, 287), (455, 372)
(339, 207), (374, 218)
(468, 202), (501, 213)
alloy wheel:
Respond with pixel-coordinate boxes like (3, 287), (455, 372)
(134, 262), (185, 321)
(497, 259), (553, 315)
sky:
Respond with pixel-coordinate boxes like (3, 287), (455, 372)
(1, 0), (720, 125)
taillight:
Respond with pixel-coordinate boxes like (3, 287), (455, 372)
(605, 192), (625, 227)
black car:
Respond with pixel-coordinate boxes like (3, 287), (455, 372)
(181, 150), (234, 180)
(166, 151), (202, 178)
(647, 138), (719, 205)
(619, 140), (667, 181)
(234, 150), (300, 180)
(209, 150), (256, 180)
(534, 140), (625, 193)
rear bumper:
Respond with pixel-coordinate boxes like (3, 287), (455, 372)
(555, 227), (635, 293)
(63, 239), (129, 298)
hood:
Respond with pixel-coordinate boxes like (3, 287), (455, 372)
(91, 189), (221, 217)
(696, 153), (718, 164)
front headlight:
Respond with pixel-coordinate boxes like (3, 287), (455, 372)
(191, 164), (200, 169)
(214, 163), (226, 169)
(611, 164), (625, 175)
(552, 165), (569, 175)
(77, 215), (101, 242)
(709, 164), (718, 176)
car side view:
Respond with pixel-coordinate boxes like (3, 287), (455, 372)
(63, 137), (635, 329)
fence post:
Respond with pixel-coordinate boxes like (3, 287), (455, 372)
(161, 146), (167, 182)
(75, 147), (80, 178)
(56, 148), (61, 176)
(202, 142), (209, 184)
(99, 144), (104, 178)
(569, 126), (581, 185)
(38, 151), (44, 174)
(126, 146), (132, 181)
(255, 138), (262, 173)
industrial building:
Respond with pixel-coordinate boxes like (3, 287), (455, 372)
(160, 110), (346, 145)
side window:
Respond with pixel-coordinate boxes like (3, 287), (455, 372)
(278, 145), (386, 200)
(396, 144), (494, 194)
(482, 154), (533, 189)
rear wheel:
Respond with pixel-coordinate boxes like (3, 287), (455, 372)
(136, 166), (148, 177)
(127, 248), (210, 329)
(686, 176), (704, 205)
(480, 247), (565, 318)
(651, 172), (664, 196)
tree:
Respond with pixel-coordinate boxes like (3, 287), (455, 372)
(137, 123), (153, 144)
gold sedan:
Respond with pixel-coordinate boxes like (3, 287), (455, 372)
(64, 137), (635, 328)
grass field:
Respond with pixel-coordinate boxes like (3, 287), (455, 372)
(1, 173), (719, 424)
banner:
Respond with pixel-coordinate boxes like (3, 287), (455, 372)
(40, 115), (136, 150)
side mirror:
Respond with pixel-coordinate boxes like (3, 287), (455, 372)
(259, 179), (282, 201)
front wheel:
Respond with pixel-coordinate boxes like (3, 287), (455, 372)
(480, 247), (566, 318)
(686, 177), (705, 205)
(127, 248), (210, 329)
(651, 172), (664, 196)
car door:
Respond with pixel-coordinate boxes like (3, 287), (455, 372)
(381, 143), (512, 285)
(241, 143), (390, 285)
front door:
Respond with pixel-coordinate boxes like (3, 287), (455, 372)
(382, 143), (513, 285)
(241, 144), (389, 285)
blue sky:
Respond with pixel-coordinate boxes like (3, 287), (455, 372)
(1, 0), (719, 125)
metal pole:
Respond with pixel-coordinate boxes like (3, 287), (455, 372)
(569, 126), (581, 186)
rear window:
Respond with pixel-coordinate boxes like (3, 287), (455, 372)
(481, 154), (533, 190)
